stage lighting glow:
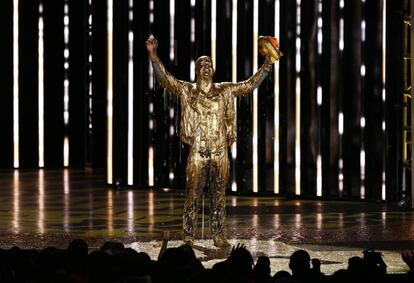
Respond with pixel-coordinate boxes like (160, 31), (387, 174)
(127, 0), (134, 185)
(381, 0), (386, 200)
(231, 181), (237, 192)
(63, 1), (70, 168)
(295, 0), (302, 196)
(339, 19), (344, 51)
(170, 0), (175, 62)
(211, 0), (216, 67)
(360, 64), (366, 77)
(274, 0), (280, 194)
(317, 86), (322, 106)
(360, 149), (365, 199)
(361, 20), (366, 42)
(13, 0), (19, 168)
(107, 0), (113, 184)
(338, 112), (344, 135)
(148, 1), (154, 187)
(252, 0), (259, 193)
(317, 155), (322, 196)
(190, 60), (195, 82)
(317, 2), (322, 55)
(360, 117), (365, 128)
(231, 0), (238, 192)
(149, 146), (154, 186)
(38, 4), (44, 168)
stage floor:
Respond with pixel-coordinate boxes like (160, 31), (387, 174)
(0, 169), (413, 274)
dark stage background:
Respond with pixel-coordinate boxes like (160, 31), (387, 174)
(0, 0), (412, 204)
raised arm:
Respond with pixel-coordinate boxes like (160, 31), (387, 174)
(223, 60), (272, 97)
(146, 35), (189, 96)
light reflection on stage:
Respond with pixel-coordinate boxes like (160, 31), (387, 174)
(0, 169), (413, 274)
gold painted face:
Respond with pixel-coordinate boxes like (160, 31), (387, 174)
(196, 56), (214, 80)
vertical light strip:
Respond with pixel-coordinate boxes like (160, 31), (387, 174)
(168, 0), (175, 183)
(190, 0), (196, 81)
(38, 3), (44, 168)
(63, 1), (70, 167)
(274, 0), (280, 194)
(252, 0), (259, 193)
(381, 0), (386, 200)
(231, 0), (238, 192)
(170, 0), (175, 62)
(13, 0), (19, 168)
(148, 0), (154, 186)
(107, 0), (113, 184)
(338, 0), (344, 195)
(338, 112), (344, 194)
(360, 0), (366, 199)
(295, 0), (301, 195)
(127, 0), (134, 185)
(211, 0), (216, 67)
(316, 1), (323, 197)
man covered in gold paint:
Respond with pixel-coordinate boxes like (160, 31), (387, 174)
(146, 35), (277, 247)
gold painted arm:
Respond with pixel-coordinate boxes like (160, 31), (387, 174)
(150, 53), (190, 96)
(224, 61), (272, 97)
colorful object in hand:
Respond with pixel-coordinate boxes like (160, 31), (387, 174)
(258, 36), (283, 63)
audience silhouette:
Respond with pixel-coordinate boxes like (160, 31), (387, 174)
(0, 239), (412, 283)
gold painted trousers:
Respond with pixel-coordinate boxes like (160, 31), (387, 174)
(183, 147), (229, 240)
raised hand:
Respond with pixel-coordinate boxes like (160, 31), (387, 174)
(146, 35), (158, 56)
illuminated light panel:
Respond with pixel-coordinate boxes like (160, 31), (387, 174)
(170, 0), (175, 62)
(169, 172), (174, 180)
(190, 60), (195, 81)
(13, 0), (19, 168)
(274, 0), (280, 194)
(338, 112), (344, 135)
(360, 0), (366, 199)
(148, 0), (154, 186)
(317, 0), (322, 55)
(107, 0), (113, 184)
(381, 0), (386, 200)
(38, 4), (44, 167)
(127, 0), (134, 185)
(360, 149), (366, 199)
(211, 0), (216, 67)
(295, 0), (301, 195)
(63, 137), (69, 166)
(149, 146), (154, 186)
(231, 0), (238, 192)
(316, 155), (322, 196)
(63, 1), (70, 167)
(252, 0), (259, 193)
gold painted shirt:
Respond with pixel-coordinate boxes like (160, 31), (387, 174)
(150, 54), (270, 154)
